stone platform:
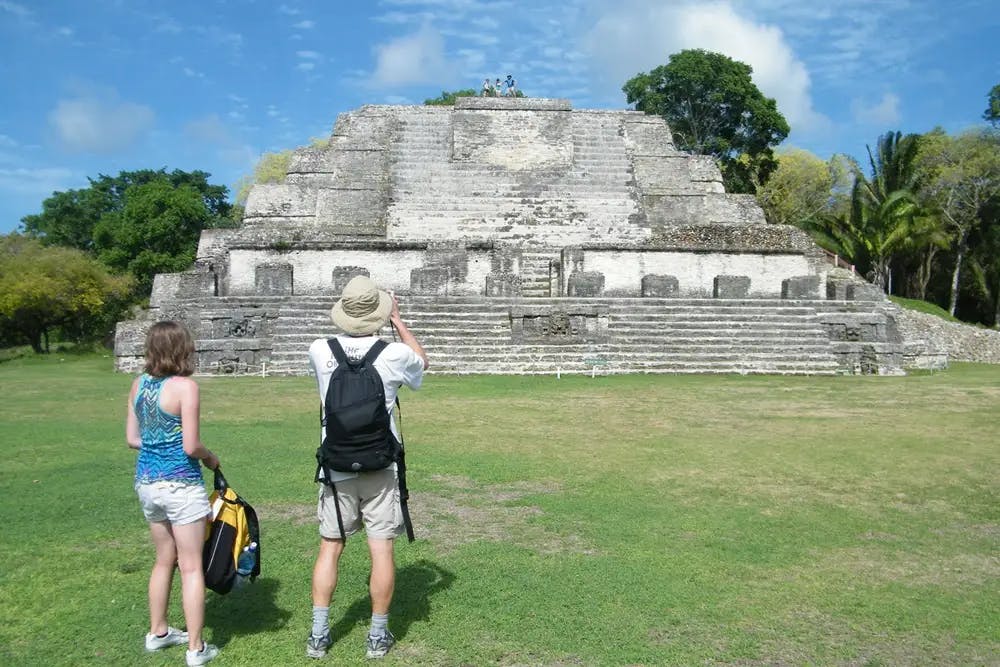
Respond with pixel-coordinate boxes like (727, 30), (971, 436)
(115, 97), (940, 375)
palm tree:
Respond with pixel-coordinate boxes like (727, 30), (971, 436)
(829, 132), (922, 292)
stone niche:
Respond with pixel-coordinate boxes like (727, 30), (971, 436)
(567, 271), (605, 297)
(255, 263), (294, 296)
(781, 275), (820, 299)
(509, 304), (610, 344)
(331, 266), (370, 293)
(411, 266), (451, 295)
(642, 274), (679, 298)
(714, 275), (750, 299)
(486, 272), (522, 296)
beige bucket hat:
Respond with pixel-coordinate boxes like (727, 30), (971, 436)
(330, 276), (392, 336)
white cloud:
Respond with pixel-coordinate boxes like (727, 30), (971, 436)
(0, 1), (30, 17)
(297, 50), (321, 59)
(0, 166), (77, 196)
(850, 93), (901, 126)
(48, 89), (155, 154)
(56, 26), (74, 37)
(278, 4), (300, 15)
(183, 67), (205, 78)
(371, 23), (455, 87)
(293, 20), (315, 29)
(582, 1), (828, 132)
(297, 62), (316, 72)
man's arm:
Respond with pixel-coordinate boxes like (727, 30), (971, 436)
(389, 293), (429, 370)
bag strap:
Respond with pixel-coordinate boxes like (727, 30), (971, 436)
(362, 338), (388, 365)
(393, 396), (415, 543)
(327, 338), (349, 365)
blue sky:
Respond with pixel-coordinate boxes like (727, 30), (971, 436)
(1, 0), (997, 233)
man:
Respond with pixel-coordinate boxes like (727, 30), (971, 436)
(306, 275), (428, 660)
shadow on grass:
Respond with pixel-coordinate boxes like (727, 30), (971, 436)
(331, 559), (455, 640)
(204, 577), (292, 648)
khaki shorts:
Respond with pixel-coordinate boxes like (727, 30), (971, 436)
(136, 480), (210, 525)
(318, 468), (402, 540)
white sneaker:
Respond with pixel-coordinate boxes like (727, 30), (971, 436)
(144, 626), (188, 651)
(185, 642), (220, 666)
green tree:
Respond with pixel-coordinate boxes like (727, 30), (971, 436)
(91, 180), (212, 295)
(22, 169), (232, 252)
(234, 149), (293, 206)
(0, 235), (133, 353)
(984, 84), (1000, 127)
(756, 149), (851, 227)
(424, 89), (478, 105)
(828, 132), (924, 293)
(623, 49), (790, 194)
(918, 128), (1000, 315)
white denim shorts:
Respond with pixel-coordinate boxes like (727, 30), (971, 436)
(136, 480), (211, 525)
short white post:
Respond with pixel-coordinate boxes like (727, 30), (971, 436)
(261, 362), (267, 378)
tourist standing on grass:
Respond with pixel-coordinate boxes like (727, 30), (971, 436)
(306, 276), (428, 660)
(126, 321), (221, 667)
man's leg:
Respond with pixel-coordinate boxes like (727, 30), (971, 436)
(365, 537), (397, 658)
(312, 536), (344, 608)
(308, 536), (344, 657)
(367, 537), (395, 615)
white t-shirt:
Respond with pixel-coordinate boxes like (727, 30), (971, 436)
(309, 335), (424, 482)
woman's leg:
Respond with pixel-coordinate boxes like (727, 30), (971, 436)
(148, 521), (177, 636)
(172, 518), (208, 651)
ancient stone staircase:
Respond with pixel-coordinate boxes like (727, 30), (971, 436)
(262, 296), (842, 376)
(386, 110), (646, 245)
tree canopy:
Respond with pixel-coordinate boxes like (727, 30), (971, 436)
(424, 89), (478, 105)
(623, 49), (789, 194)
(21, 169), (233, 253)
(984, 84), (1000, 127)
(0, 235), (133, 352)
(19, 169), (233, 297)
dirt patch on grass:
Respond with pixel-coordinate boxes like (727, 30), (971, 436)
(805, 545), (999, 587)
(705, 609), (1000, 666)
(410, 474), (599, 556)
(255, 502), (314, 525)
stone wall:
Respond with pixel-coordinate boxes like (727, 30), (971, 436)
(891, 307), (1000, 364)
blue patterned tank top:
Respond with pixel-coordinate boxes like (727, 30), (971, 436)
(134, 374), (202, 485)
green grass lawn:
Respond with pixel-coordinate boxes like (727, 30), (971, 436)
(1, 355), (998, 666)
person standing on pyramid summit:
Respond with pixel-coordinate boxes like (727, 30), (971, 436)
(305, 275), (428, 660)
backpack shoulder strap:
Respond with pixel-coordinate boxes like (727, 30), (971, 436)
(327, 338), (349, 365)
(362, 338), (388, 365)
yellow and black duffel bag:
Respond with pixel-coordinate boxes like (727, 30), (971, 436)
(203, 468), (260, 594)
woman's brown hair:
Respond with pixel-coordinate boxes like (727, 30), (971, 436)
(143, 321), (196, 377)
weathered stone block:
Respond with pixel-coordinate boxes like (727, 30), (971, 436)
(150, 271), (217, 307)
(713, 275), (750, 298)
(567, 271), (605, 297)
(826, 280), (848, 300)
(781, 275), (820, 299)
(255, 263), (294, 295)
(846, 282), (884, 301)
(485, 272), (521, 296)
(411, 266), (451, 295)
(642, 274), (680, 298)
(331, 266), (369, 294)
(244, 184), (316, 218)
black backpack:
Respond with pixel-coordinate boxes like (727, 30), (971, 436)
(315, 338), (414, 541)
(318, 338), (397, 473)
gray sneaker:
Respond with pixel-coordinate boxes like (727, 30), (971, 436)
(144, 626), (188, 651)
(365, 630), (395, 659)
(306, 632), (332, 659)
(185, 642), (219, 666)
